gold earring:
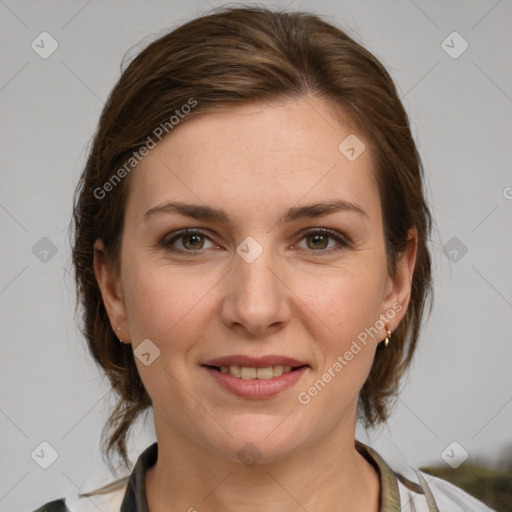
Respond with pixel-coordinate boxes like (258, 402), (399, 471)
(384, 324), (391, 347)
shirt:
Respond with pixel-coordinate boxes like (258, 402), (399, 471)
(32, 441), (497, 512)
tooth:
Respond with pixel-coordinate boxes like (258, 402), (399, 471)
(272, 365), (284, 377)
(218, 364), (299, 378)
(230, 365), (241, 377)
(241, 367), (257, 379)
(256, 367), (274, 380)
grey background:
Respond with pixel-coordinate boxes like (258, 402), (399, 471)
(1, 0), (511, 510)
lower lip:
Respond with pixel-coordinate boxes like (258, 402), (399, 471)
(203, 366), (308, 399)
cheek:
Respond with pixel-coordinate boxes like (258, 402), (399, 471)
(296, 267), (384, 341)
(121, 254), (217, 344)
(292, 268), (383, 392)
(297, 280), (379, 410)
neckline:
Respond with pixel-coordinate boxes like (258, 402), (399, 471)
(121, 440), (402, 512)
(355, 440), (401, 511)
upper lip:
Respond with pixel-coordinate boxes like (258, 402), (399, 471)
(202, 355), (309, 368)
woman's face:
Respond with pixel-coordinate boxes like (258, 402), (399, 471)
(95, 97), (415, 463)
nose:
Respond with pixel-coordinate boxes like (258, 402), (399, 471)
(220, 243), (291, 337)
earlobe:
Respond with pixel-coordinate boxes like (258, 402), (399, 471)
(93, 240), (131, 344)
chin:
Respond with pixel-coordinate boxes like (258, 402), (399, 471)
(202, 419), (305, 466)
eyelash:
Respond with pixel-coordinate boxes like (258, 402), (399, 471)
(162, 228), (349, 256)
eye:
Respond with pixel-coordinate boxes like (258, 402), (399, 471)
(162, 228), (349, 256)
(163, 229), (217, 254)
(295, 228), (348, 253)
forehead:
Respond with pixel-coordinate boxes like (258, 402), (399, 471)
(127, 97), (380, 224)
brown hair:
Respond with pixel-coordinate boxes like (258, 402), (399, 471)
(72, 4), (433, 493)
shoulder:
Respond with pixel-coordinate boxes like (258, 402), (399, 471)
(31, 499), (69, 512)
(357, 439), (497, 512)
(30, 483), (127, 512)
(30, 442), (155, 512)
(397, 469), (497, 512)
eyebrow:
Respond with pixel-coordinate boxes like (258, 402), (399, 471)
(144, 199), (369, 225)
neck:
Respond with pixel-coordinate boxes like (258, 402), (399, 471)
(145, 417), (380, 512)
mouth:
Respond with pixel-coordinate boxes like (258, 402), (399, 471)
(201, 355), (309, 399)
(204, 364), (308, 380)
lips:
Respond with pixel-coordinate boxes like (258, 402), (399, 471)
(201, 354), (310, 398)
(202, 355), (308, 368)
(203, 364), (308, 399)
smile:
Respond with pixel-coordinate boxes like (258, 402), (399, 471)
(209, 364), (296, 379)
(202, 364), (308, 399)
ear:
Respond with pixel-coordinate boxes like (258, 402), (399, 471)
(93, 239), (131, 344)
(380, 227), (418, 329)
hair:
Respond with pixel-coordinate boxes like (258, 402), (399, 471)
(72, 4), (434, 496)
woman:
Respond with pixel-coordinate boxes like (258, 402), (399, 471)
(33, 6), (496, 512)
